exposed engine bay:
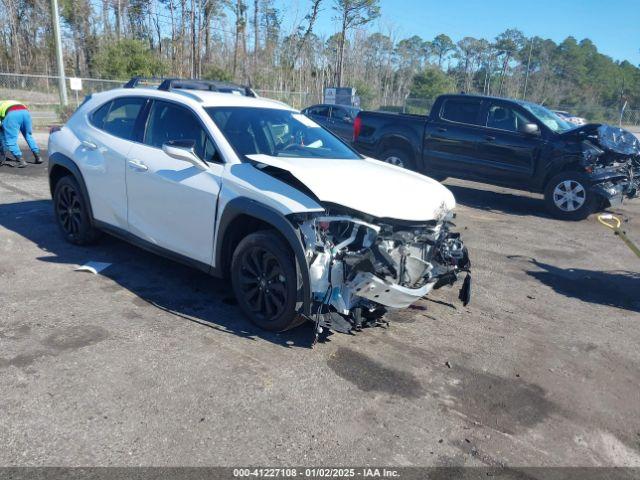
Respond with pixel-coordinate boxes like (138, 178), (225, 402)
(572, 124), (640, 202)
(295, 211), (471, 334)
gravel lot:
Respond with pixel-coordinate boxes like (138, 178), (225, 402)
(1, 138), (639, 468)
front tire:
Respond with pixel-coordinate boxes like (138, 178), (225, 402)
(544, 172), (596, 221)
(53, 176), (100, 245)
(231, 231), (301, 332)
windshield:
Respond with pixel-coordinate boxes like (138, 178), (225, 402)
(521, 103), (574, 133)
(206, 107), (361, 160)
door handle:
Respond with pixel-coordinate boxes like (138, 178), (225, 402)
(81, 140), (97, 150)
(484, 135), (496, 142)
(127, 159), (148, 172)
(437, 127), (447, 132)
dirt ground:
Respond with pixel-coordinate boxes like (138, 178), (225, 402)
(1, 140), (639, 469)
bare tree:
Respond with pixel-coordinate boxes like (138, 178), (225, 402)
(232, 0), (247, 77)
(332, 0), (379, 86)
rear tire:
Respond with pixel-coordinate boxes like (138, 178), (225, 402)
(231, 231), (301, 332)
(381, 148), (416, 171)
(53, 176), (101, 245)
(544, 171), (596, 221)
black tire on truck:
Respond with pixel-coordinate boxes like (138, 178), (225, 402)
(381, 148), (416, 171)
(53, 175), (101, 245)
(231, 231), (303, 332)
(543, 171), (597, 221)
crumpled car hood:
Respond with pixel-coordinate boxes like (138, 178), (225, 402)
(562, 123), (640, 156)
(246, 154), (456, 222)
(595, 125), (640, 155)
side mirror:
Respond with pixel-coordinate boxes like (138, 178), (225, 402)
(162, 140), (208, 170)
(520, 123), (540, 136)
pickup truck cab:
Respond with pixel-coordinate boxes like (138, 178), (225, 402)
(354, 94), (639, 220)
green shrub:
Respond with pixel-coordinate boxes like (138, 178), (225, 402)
(93, 39), (167, 80)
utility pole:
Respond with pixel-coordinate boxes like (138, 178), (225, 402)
(522, 38), (533, 100)
(51, 0), (68, 106)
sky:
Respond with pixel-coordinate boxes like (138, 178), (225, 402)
(279, 0), (640, 65)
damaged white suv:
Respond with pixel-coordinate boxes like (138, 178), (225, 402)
(48, 79), (471, 334)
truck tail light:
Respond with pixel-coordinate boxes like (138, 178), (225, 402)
(353, 116), (362, 142)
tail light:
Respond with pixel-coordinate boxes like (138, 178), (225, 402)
(353, 115), (362, 142)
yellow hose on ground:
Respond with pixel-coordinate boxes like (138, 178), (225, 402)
(597, 214), (640, 259)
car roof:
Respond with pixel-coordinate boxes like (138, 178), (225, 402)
(438, 93), (537, 108)
(187, 90), (294, 109)
(97, 87), (295, 111)
(306, 103), (359, 110)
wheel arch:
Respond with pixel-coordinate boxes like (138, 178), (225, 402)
(214, 197), (312, 317)
(540, 155), (583, 190)
(48, 153), (95, 224)
(379, 135), (416, 162)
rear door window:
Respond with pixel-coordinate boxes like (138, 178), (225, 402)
(308, 106), (330, 117)
(440, 98), (483, 125)
(90, 101), (112, 129)
(331, 106), (348, 120)
(91, 97), (146, 141)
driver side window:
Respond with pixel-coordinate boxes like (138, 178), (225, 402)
(144, 100), (219, 162)
(486, 104), (531, 133)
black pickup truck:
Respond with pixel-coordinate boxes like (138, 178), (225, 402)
(353, 94), (639, 220)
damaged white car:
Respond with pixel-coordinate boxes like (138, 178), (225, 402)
(47, 78), (471, 336)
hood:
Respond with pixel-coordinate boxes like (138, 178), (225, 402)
(561, 123), (640, 156)
(246, 154), (456, 222)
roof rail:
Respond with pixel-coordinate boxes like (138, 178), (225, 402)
(123, 76), (258, 97)
(123, 77), (165, 89)
(156, 78), (257, 97)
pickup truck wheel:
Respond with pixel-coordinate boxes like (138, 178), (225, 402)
(53, 176), (100, 245)
(231, 231), (300, 332)
(382, 149), (415, 170)
(544, 172), (596, 221)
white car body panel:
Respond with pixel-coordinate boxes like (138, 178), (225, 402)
(125, 142), (223, 265)
(246, 154), (456, 221)
(50, 118), (131, 230)
(222, 163), (324, 214)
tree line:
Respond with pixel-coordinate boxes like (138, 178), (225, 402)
(1, 0), (639, 114)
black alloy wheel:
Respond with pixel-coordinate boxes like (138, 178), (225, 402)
(57, 183), (82, 237)
(231, 231), (301, 331)
(53, 176), (100, 245)
(239, 246), (288, 320)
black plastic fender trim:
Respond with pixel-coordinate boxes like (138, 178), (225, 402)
(214, 197), (312, 316)
(48, 152), (95, 225)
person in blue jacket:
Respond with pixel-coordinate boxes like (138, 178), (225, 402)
(0, 100), (42, 168)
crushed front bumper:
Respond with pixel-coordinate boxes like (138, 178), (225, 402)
(348, 272), (434, 309)
(590, 169), (639, 206)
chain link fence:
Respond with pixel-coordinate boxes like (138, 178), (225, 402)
(2, 73), (638, 131)
(0, 73), (317, 127)
(0, 73), (124, 127)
